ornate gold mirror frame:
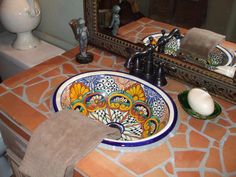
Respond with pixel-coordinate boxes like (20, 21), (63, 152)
(84, 0), (236, 103)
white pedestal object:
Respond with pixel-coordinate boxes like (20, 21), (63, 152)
(0, 0), (41, 50)
(0, 32), (65, 80)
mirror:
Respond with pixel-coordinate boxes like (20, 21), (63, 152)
(84, 0), (236, 103)
(97, 0), (236, 78)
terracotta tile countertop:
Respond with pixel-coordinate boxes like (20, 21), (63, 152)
(0, 46), (236, 177)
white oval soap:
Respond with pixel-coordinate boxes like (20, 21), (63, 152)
(187, 88), (215, 116)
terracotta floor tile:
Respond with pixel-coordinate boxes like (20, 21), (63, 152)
(0, 93), (46, 132)
(204, 171), (221, 177)
(77, 68), (89, 73)
(26, 81), (49, 104)
(169, 134), (187, 148)
(71, 59), (82, 66)
(141, 27), (160, 36)
(125, 31), (137, 38)
(42, 88), (55, 100)
(115, 56), (125, 64)
(3, 56), (67, 88)
(99, 148), (120, 159)
(24, 77), (44, 86)
(136, 26), (144, 32)
(177, 123), (187, 133)
(12, 86), (24, 97)
(165, 162), (174, 175)
(189, 130), (209, 148)
(43, 68), (61, 78)
(86, 63), (102, 69)
(168, 93), (178, 100)
(89, 48), (103, 55)
(119, 22), (141, 34)
(138, 17), (153, 24)
(227, 109), (236, 123)
(0, 85), (7, 94)
(45, 98), (52, 111)
(229, 127), (236, 133)
(37, 103), (49, 113)
(73, 170), (84, 177)
(113, 64), (125, 71)
(62, 47), (79, 59)
(91, 53), (100, 63)
(204, 122), (226, 141)
(76, 150), (134, 177)
(62, 64), (78, 75)
(223, 135), (236, 172)
(126, 36), (138, 43)
(144, 169), (168, 177)
(163, 78), (188, 93)
(175, 101), (189, 122)
(206, 148), (222, 172)
(100, 57), (114, 68)
(50, 76), (68, 89)
(177, 171), (200, 177)
(214, 97), (233, 110)
(119, 143), (170, 174)
(189, 118), (205, 131)
(213, 141), (220, 148)
(217, 118), (231, 127)
(174, 150), (205, 168)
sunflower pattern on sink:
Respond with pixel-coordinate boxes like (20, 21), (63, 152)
(59, 75), (170, 142)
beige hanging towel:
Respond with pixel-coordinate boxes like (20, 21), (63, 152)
(180, 27), (225, 59)
(19, 110), (120, 177)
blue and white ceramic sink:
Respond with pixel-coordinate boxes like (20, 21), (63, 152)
(53, 71), (177, 149)
(143, 33), (234, 67)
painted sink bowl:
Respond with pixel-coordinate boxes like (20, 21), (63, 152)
(53, 71), (177, 148)
(143, 33), (233, 67)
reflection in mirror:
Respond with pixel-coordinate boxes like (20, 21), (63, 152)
(98, 0), (236, 78)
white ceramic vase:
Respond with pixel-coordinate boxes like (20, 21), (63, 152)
(0, 0), (41, 50)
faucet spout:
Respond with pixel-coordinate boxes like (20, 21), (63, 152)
(124, 43), (157, 83)
(124, 28), (181, 86)
(124, 49), (152, 69)
(157, 28), (181, 53)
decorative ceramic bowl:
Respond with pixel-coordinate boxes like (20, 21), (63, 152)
(143, 33), (233, 67)
(53, 71), (177, 148)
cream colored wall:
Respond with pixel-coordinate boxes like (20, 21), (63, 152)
(0, 0), (4, 32)
(35, 0), (84, 50)
(205, 0), (234, 36)
(0, 23), (5, 33)
(0, 0), (84, 50)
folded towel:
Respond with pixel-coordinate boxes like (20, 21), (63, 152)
(180, 27), (225, 59)
(19, 110), (121, 177)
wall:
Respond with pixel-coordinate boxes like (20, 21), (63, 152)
(205, 0), (234, 37)
(135, 0), (149, 17)
(35, 0), (84, 50)
(0, 23), (5, 33)
(226, 0), (236, 42)
(0, 0), (3, 33)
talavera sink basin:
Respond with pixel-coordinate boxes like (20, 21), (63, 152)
(53, 71), (177, 149)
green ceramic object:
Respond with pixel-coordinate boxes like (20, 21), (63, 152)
(178, 90), (222, 120)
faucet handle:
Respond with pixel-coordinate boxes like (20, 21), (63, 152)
(154, 62), (167, 87)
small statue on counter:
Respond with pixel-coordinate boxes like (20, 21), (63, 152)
(109, 5), (121, 36)
(69, 18), (93, 64)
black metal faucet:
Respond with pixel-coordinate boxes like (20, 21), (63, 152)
(124, 28), (181, 86)
(124, 40), (157, 84)
(157, 28), (181, 53)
